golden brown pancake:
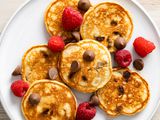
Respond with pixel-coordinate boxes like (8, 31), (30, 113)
(22, 45), (62, 84)
(59, 40), (112, 93)
(97, 68), (150, 116)
(44, 0), (79, 40)
(21, 80), (77, 120)
(80, 2), (133, 52)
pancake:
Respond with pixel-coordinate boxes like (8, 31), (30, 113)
(22, 45), (62, 84)
(44, 0), (79, 40)
(59, 40), (112, 93)
(80, 2), (133, 52)
(21, 80), (77, 120)
(97, 68), (150, 116)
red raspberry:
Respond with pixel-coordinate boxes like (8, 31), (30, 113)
(62, 7), (83, 31)
(133, 37), (155, 57)
(11, 80), (29, 97)
(48, 36), (65, 52)
(76, 102), (96, 120)
(115, 50), (132, 68)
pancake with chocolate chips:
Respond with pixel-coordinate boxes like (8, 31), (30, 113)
(22, 45), (62, 84)
(44, 0), (79, 41)
(21, 80), (77, 120)
(97, 68), (150, 116)
(80, 2), (133, 52)
(59, 40), (112, 93)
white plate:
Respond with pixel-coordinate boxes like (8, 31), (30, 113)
(0, 0), (160, 120)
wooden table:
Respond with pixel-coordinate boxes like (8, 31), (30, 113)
(0, 0), (160, 119)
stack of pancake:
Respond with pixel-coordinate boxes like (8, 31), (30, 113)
(21, 0), (150, 119)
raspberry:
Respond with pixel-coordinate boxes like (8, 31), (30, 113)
(11, 80), (29, 97)
(115, 50), (132, 68)
(48, 36), (65, 52)
(62, 7), (83, 31)
(133, 37), (155, 57)
(76, 102), (96, 120)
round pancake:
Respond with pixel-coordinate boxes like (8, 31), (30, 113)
(21, 80), (77, 120)
(59, 40), (112, 93)
(80, 2), (133, 52)
(97, 68), (150, 116)
(44, 0), (79, 39)
(22, 45), (62, 84)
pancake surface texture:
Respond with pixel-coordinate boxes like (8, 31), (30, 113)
(45, 0), (79, 39)
(80, 2), (133, 52)
(22, 45), (61, 84)
(22, 80), (77, 120)
(59, 40), (112, 93)
(97, 68), (150, 116)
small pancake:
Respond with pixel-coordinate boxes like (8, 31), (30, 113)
(22, 45), (62, 84)
(21, 80), (77, 120)
(97, 68), (150, 116)
(44, 0), (79, 39)
(59, 40), (112, 93)
(80, 2), (133, 52)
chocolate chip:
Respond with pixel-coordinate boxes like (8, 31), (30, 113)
(72, 31), (81, 41)
(70, 61), (81, 73)
(82, 75), (87, 81)
(12, 65), (22, 76)
(29, 93), (41, 106)
(118, 86), (124, 95)
(116, 105), (123, 113)
(42, 108), (49, 114)
(123, 71), (131, 80)
(68, 72), (75, 79)
(114, 79), (118, 82)
(83, 50), (95, 62)
(94, 36), (105, 42)
(78, 0), (91, 11)
(49, 67), (58, 80)
(89, 94), (100, 106)
(133, 59), (144, 71)
(114, 37), (126, 50)
(113, 31), (121, 36)
(111, 20), (118, 26)
(41, 51), (50, 58)
(107, 37), (111, 42)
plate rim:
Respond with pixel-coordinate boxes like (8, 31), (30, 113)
(0, 0), (159, 120)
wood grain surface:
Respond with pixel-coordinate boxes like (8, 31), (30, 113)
(0, 0), (160, 120)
